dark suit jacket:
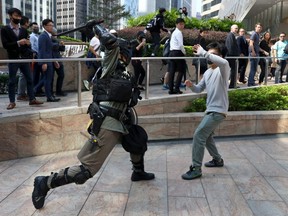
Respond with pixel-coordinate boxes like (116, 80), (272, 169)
(52, 38), (65, 59)
(225, 32), (240, 56)
(1, 25), (31, 59)
(38, 31), (53, 66)
(237, 35), (249, 56)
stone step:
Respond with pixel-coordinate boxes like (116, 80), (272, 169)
(138, 111), (288, 140)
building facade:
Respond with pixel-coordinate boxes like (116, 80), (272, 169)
(56, 0), (87, 39)
(0, 0), (55, 26)
(201, 0), (288, 35)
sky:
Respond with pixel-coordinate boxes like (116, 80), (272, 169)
(191, 0), (201, 17)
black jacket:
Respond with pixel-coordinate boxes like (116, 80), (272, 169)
(1, 25), (32, 59)
(225, 32), (240, 56)
(236, 35), (249, 56)
(150, 14), (168, 33)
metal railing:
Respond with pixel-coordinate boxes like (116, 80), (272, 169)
(0, 55), (276, 107)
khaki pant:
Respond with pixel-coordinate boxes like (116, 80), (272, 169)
(47, 128), (142, 188)
(78, 128), (141, 176)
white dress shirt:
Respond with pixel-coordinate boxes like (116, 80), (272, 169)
(170, 27), (185, 55)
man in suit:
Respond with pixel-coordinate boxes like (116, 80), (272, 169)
(17, 16), (30, 101)
(225, 24), (240, 88)
(237, 28), (249, 84)
(1, 8), (43, 110)
(36, 19), (60, 102)
(51, 27), (67, 96)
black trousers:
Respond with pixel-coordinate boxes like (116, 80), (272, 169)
(132, 61), (145, 85)
(150, 31), (160, 55)
(227, 58), (237, 88)
(53, 63), (65, 94)
(238, 59), (248, 82)
(168, 50), (186, 91)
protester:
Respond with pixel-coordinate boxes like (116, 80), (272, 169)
(148, 8), (169, 57)
(131, 31), (146, 90)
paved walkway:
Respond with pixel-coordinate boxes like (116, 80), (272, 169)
(0, 135), (288, 215)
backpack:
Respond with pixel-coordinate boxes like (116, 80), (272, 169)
(162, 38), (170, 65)
(146, 17), (158, 31)
(284, 43), (288, 54)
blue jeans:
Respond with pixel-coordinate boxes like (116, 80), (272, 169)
(248, 58), (259, 86)
(8, 63), (34, 103)
(192, 112), (226, 167)
(275, 60), (287, 83)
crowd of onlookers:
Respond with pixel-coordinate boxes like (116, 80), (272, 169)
(224, 23), (288, 88)
(1, 8), (67, 110)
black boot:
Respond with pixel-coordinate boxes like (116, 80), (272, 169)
(32, 166), (88, 209)
(131, 160), (155, 181)
(32, 170), (73, 209)
(32, 176), (50, 209)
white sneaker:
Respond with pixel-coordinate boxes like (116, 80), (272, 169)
(83, 80), (90, 91)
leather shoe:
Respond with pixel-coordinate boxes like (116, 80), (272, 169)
(17, 95), (29, 101)
(7, 102), (16, 110)
(169, 89), (183, 94)
(47, 97), (60, 102)
(55, 91), (67, 97)
(29, 99), (44, 105)
(35, 92), (46, 97)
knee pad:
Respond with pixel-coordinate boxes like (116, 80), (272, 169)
(73, 165), (92, 185)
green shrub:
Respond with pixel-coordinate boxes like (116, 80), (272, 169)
(184, 85), (288, 112)
(118, 26), (228, 46)
(127, 9), (243, 32)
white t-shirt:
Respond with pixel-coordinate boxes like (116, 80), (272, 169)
(89, 36), (100, 54)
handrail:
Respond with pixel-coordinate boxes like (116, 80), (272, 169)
(0, 56), (278, 107)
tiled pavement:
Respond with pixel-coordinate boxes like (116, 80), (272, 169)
(0, 135), (288, 216)
(1, 82), (288, 215)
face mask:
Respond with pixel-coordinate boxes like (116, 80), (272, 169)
(207, 60), (213, 65)
(33, 28), (39, 34)
(12, 18), (21, 25)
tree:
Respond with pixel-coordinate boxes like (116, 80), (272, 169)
(88, 0), (131, 29)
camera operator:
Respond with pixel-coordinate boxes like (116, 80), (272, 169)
(131, 31), (146, 90)
(178, 7), (188, 18)
(32, 23), (155, 210)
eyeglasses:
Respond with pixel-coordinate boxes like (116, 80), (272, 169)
(46, 24), (54, 27)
